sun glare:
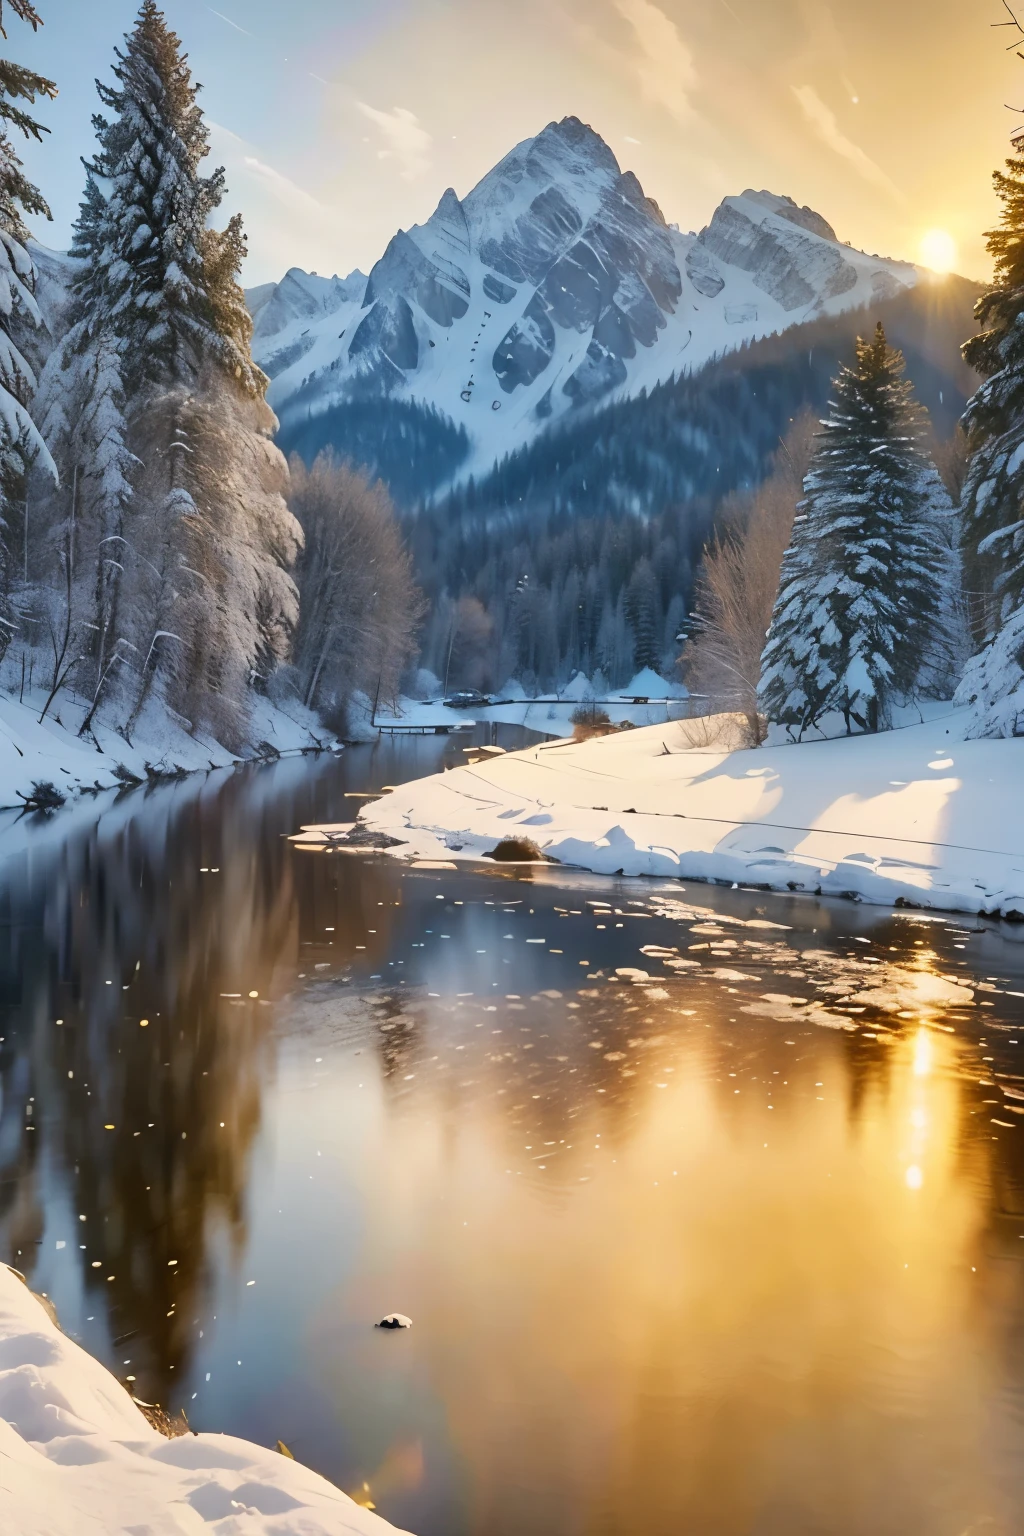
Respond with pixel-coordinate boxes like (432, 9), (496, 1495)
(919, 228), (957, 273)
(913, 1027), (933, 1077)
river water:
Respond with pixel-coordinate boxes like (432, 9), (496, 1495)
(2, 731), (1024, 1536)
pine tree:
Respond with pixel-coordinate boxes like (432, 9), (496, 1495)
(625, 556), (660, 674)
(759, 324), (947, 737)
(68, 168), (105, 263)
(955, 122), (1024, 735)
(32, 164), (136, 725)
(34, 327), (136, 725)
(72, 1), (261, 396)
(32, 4), (300, 743)
(0, 0), (55, 656)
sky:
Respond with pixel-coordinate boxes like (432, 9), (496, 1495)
(12, 0), (1024, 287)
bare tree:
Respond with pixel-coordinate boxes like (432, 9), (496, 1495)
(288, 453), (424, 728)
(931, 423), (970, 506)
(680, 411), (818, 742)
(931, 422), (998, 657)
(442, 594), (494, 694)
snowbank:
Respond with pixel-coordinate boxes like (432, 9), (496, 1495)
(0, 1264), (407, 1536)
(357, 710), (1024, 918)
(0, 686), (333, 811)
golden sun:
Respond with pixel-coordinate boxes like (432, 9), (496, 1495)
(919, 228), (957, 273)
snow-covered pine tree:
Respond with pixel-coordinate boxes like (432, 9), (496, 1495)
(0, 0), (55, 657)
(121, 201), (299, 744)
(43, 3), (299, 744)
(31, 162), (137, 726)
(33, 321), (137, 725)
(759, 324), (947, 737)
(72, 1), (261, 394)
(954, 120), (1024, 735)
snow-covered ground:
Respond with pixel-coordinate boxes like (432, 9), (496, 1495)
(355, 708), (1024, 919)
(0, 686), (334, 811)
(0, 1264), (406, 1536)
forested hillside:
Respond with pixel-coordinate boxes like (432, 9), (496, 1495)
(278, 398), (469, 504)
(407, 275), (980, 692)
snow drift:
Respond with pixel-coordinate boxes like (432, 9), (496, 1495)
(0, 1263), (407, 1535)
(355, 710), (1024, 919)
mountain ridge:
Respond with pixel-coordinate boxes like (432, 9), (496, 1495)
(248, 115), (920, 481)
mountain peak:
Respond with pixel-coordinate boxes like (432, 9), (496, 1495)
(434, 186), (465, 223)
(528, 114), (621, 178)
(252, 121), (918, 477)
(731, 189), (838, 243)
(539, 114), (618, 156)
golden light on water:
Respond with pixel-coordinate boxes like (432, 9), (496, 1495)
(308, 986), (1018, 1533)
(919, 228), (957, 273)
(913, 1027), (933, 1077)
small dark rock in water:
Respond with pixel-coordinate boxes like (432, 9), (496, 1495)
(485, 836), (544, 862)
(376, 1313), (412, 1329)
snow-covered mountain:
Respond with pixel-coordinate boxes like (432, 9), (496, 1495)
(248, 267), (367, 381)
(250, 116), (917, 477)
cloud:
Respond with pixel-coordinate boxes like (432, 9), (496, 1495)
(240, 154), (332, 216)
(613, 0), (697, 124)
(356, 103), (432, 180)
(792, 85), (902, 200)
(210, 123), (333, 218)
(206, 122), (354, 283)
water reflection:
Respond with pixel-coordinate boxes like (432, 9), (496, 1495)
(0, 767), (304, 1394)
(0, 735), (475, 1393)
(1, 750), (1024, 1534)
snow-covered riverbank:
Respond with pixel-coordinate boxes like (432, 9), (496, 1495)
(0, 1264), (406, 1535)
(358, 710), (1024, 919)
(0, 687), (332, 811)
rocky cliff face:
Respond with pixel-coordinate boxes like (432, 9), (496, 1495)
(249, 117), (917, 478)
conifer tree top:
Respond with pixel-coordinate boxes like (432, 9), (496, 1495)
(0, 0), (55, 240)
(0, 0), (55, 486)
(77, 0), (264, 396)
(962, 123), (1024, 388)
(810, 321), (927, 481)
